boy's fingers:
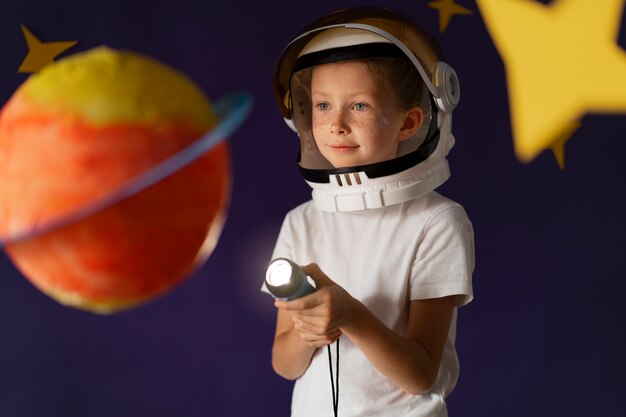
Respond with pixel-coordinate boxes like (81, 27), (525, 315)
(302, 334), (342, 348)
(295, 322), (342, 339)
(274, 292), (322, 312)
(301, 263), (334, 288)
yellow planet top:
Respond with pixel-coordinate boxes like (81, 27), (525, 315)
(20, 46), (216, 130)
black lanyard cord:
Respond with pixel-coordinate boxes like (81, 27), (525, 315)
(327, 339), (339, 417)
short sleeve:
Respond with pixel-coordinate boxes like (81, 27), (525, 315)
(260, 213), (296, 295)
(410, 206), (475, 307)
(271, 213), (295, 262)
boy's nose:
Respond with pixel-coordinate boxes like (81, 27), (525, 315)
(330, 111), (350, 135)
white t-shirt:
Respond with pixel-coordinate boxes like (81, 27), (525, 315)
(268, 191), (474, 417)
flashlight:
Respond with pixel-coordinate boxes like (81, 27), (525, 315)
(265, 258), (316, 300)
(266, 258), (338, 416)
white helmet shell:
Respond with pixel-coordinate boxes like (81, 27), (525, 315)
(273, 7), (459, 212)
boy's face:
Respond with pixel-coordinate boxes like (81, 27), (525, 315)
(310, 61), (413, 168)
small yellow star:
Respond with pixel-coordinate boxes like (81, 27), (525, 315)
(18, 25), (77, 73)
(476, 0), (626, 164)
(428, 0), (473, 33)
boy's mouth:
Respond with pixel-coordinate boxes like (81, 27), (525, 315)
(327, 143), (359, 153)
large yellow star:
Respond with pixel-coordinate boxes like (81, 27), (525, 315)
(476, 0), (626, 165)
(428, 0), (473, 33)
(18, 25), (77, 73)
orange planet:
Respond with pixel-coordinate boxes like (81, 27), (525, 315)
(0, 47), (247, 313)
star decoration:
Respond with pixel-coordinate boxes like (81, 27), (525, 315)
(18, 25), (77, 73)
(428, 0), (473, 33)
(476, 0), (626, 165)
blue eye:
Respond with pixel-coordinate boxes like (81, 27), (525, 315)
(353, 103), (367, 111)
(316, 102), (329, 111)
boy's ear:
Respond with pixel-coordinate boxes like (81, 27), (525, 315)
(398, 107), (423, 142)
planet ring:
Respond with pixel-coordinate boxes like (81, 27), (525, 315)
(0, 90), (253, 247)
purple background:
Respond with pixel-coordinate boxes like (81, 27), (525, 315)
(1, 1), (625, 416)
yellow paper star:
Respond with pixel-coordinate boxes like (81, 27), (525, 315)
(428, 0), (473, 33)
(476, 0), (626, 163)
(550, 120), (580, 171)
(18, 25), (77, 73)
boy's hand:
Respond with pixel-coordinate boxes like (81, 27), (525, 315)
(274, 263), (354, 348)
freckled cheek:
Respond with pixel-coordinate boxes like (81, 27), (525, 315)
(311, 114), (332, 127)
(362, 119), (390, 134)
(311, 116), (325, 149)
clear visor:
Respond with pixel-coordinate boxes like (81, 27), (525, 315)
(290, 64), (433, 171)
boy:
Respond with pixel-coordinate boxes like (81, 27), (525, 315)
(266, 7), (474, 417)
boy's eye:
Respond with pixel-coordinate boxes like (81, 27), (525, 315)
(353, 103), (367, 111)
(316, 102), (330, 111)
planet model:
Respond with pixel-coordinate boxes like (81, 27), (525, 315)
(0, 46), (251, 314)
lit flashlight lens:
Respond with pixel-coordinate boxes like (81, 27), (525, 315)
(266, 259), (293, 287)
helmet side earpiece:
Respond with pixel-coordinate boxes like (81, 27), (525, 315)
(433, 61), (460, 113)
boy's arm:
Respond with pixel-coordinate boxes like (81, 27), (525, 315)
(344, 295), (455, 394)
(274, 263), (455, 394)
(271, 305), (341, 380)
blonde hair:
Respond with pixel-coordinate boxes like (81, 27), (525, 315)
(360, 57), (424, 111)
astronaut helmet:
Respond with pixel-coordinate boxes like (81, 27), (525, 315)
(274, 7), (460, 212)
